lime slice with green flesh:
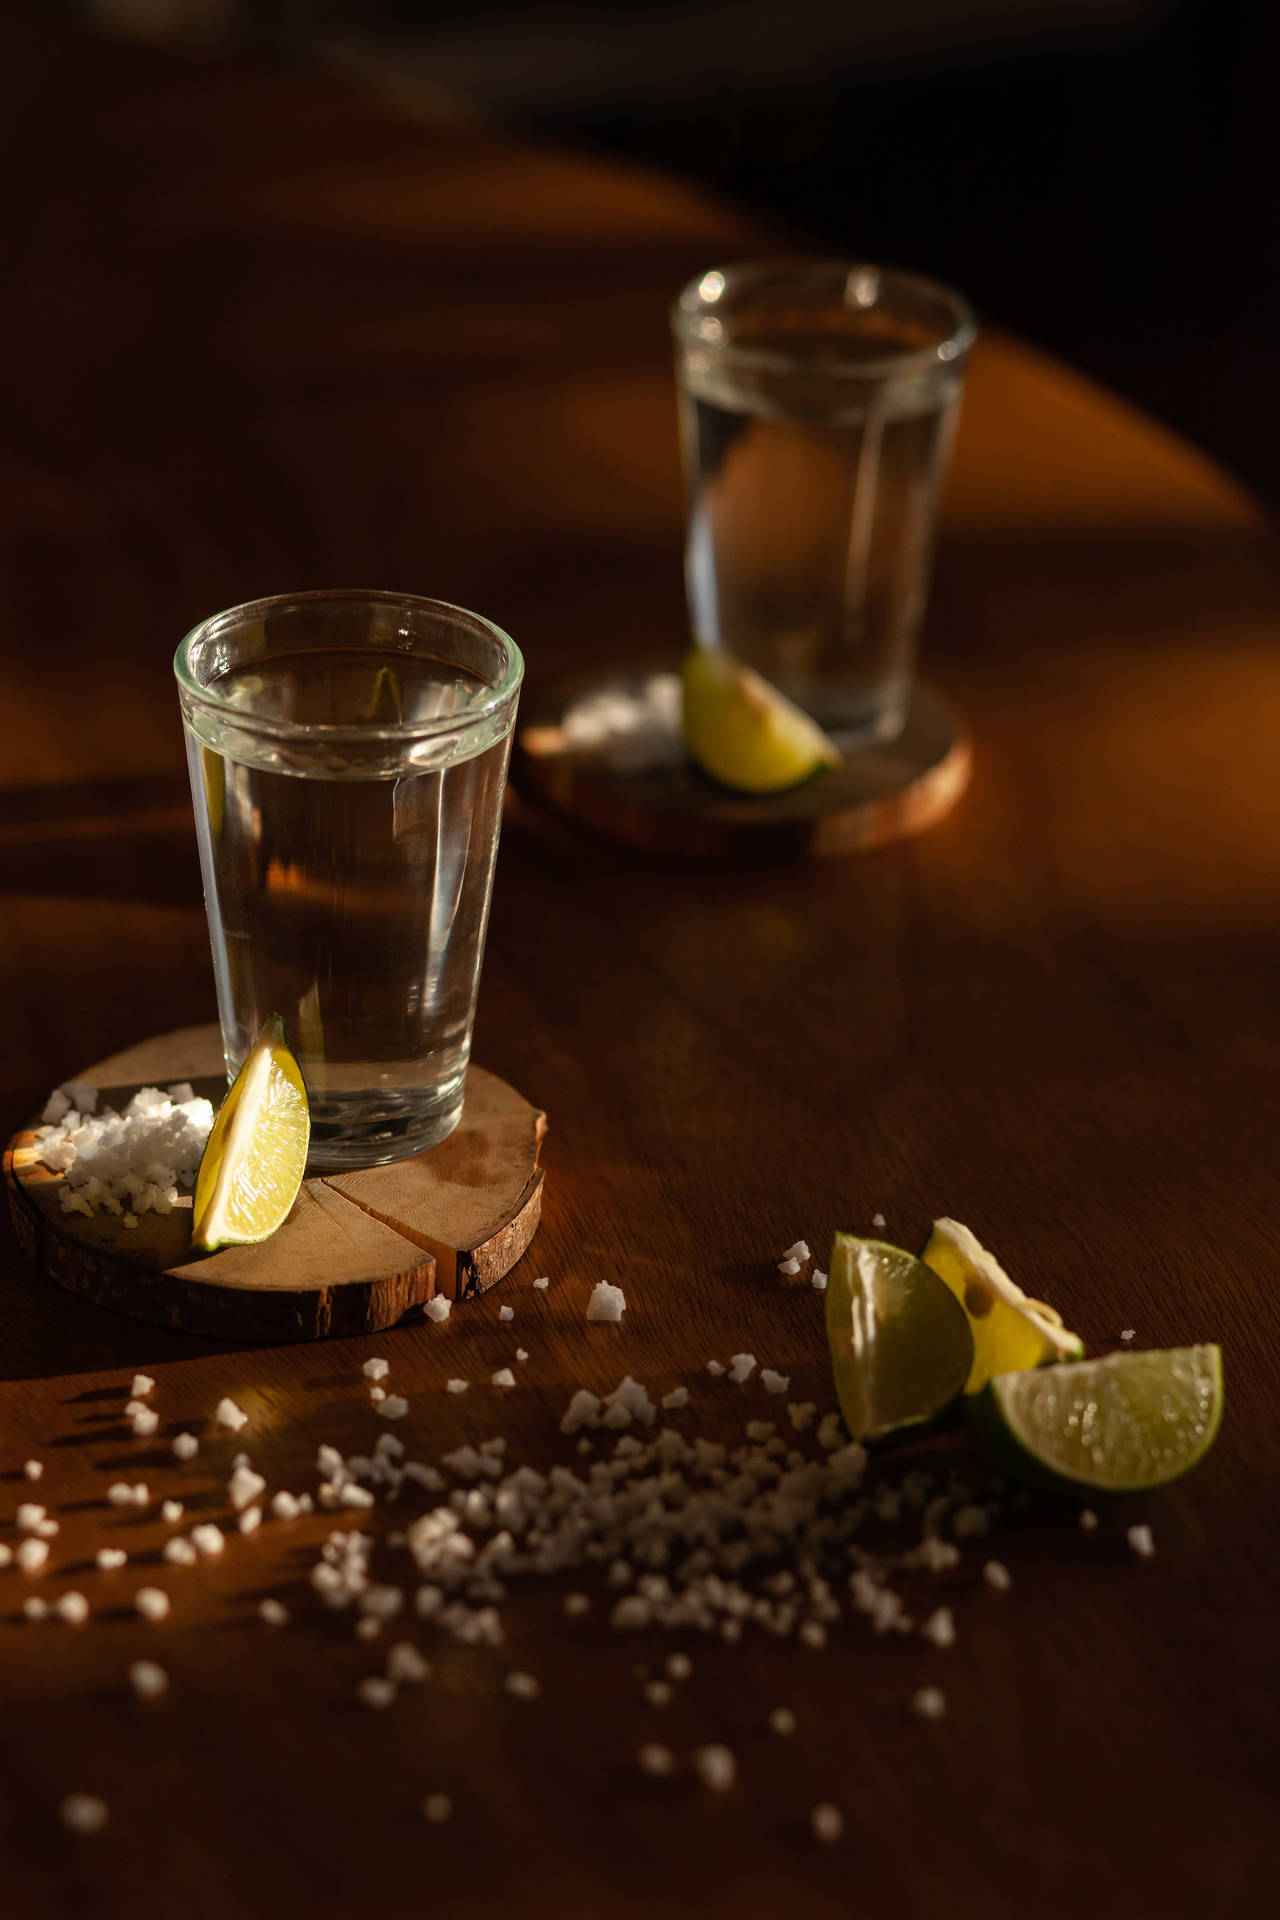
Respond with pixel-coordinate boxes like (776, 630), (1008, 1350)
(921, 1217), (1084, 1393)
(680, 647), (841, 795)
(969, 1345), (1223, 1495)
(825, 1233), (974, 1445)
(191, 1014), (310, 1253)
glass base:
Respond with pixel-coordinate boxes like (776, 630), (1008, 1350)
(305, 1087), (465, 1171)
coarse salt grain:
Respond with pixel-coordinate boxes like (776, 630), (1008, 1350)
(515, 1349), (529, 1363)
(912, 1686), (947, 1721)
(812, 1803), (844, 1844)
(131, 1374), (155, 1398)
(95, 1548), (127, 1571)
(23, 1459), (43, 1480)
(172, 1433), (199, 1462)
(1120, 1329), (1136, 1343)
(17, 1504), (46, 1531)
(983, 1560), (1012, 1591)
(787, 1403), (816, 1432)
(228, 1465), (266, 1511)
(60, 1794), (108, 1835)
(424, 1296), (451, 1323)
(446, 1380), (469, 1395)
(811, 1269), (828, 1292)
(871, 1212), (886, 1228)
(586, 1282), (626, 1323)
(56, 1592), (90, 1625)
(239, 1505), (262, 1535)
(363, 1358), (390, 1381)
(36, 1518), (58, 1539)
(163, 1537), (197, 1566)
(356, 1618), (382, 1642)
(379, 1396), (410, 1420)
(532, 1276), (549, 1290)
(161, 1500), (184, 1525)
(135, 1588), (170, 1621)
(18, 1539), (49, 1574)
(23, 1596), (49, 1621)
(387, 1642), (431, 1684)
(644, 1680), (673, 1708)
(661, 1386), (689, 1411)
(781, 1241), (810, 1263)
(799, 1621), (827, 1651)
(130, 1407), (159, 1437)
(190, 1524), (224, 1557)
(761, 1370), (790, 1395)
(1127, 1524), (1156, 1559)
(491, 1370), (516, 1389)
(1079, 1509), (1099, 1532)
(665, 1653), (693, 1683)
(706, 1360), (726, 1378)
(816, 1413), (844, 1450)
(129, 1660), (169, 1700)
(499, 1305), (514, 1322)
(922, 1607), (956, 1649)
(769, 1707), (796, 1736)
(777, 1258), (801, 1276)
(357, 1677), (397, 1710)
(563, 1593), (591, 1618)
(503, 1670), (540, 1701)
(215, 1397), (248, 1432)
(637, 1743), (674, 1777)
(259, 1596), (290, 1626)
(422, 1794), (452, 1824)
(728, 1354), (757, 1384)
(693, 1745), (736, 1792)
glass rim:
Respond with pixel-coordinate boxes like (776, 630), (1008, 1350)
(671, 257), (977, 379)
(174, 588), (525, 745)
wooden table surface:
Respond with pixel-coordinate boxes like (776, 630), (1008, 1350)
(2, 11), (1278, 1917)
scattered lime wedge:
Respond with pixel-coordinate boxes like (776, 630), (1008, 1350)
(825, 1233), (974, 1444)
(191, 1014), (310, 1253)
(680, 647), (841, 794)
(969, 1345), (1223, 1495)
(921, 1217), (1084, 1393)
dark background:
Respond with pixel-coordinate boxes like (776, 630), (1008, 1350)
(27, 0), (1280, 504)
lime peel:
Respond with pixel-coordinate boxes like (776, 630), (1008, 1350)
(191, 1014), (310, 1253)
(681, 647), (841, 794)
(969, 1345), (1223, 1495)
(825, 1232), (973, 1445)
(921, 1217), (1083, 1392)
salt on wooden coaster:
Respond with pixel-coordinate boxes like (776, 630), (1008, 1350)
(3, 1024), (545, 1342)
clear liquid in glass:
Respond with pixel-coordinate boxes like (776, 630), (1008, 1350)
(186, 648), (512, 1168)
(679, 345), (963, 741)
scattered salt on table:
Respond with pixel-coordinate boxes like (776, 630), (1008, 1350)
(135, 1588), (170, 1621)
(586, 1282), (626, 1323)
(172, 1433), (199, 1462)
(424, 1296), (451, 1323)
(60, 1794), (108, 1835)
(812, 1804), (845, 1843)
(912, 1686), (947, 1721)
(693, 1745), (736, 1792)
(215, 1397), (248, 1432)
(1127, 1524), (1156, 1559)
(637, 1743), (674, 1777)
(129, 1660), (169, 1700)
(422, 1794), (452, 1824)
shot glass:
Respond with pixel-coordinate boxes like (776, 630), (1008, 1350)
(672, 259), (975, 743)
(175, 590), (524, 1170)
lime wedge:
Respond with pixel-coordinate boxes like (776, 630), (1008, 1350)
(191, 1014), (310, 1253)
(681, 647), (841, 794)
(969, 1345), (1223, 1495)
(921, 1217), (1083, 1393)
(825, 1233), (974, 1444)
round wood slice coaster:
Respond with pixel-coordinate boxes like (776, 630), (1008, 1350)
(3, 1025), (546, 1344)
(512, 666), (970, 860)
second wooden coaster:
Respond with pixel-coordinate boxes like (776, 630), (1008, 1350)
(513, 666), (970, 860)
(3, 1025), (546, 1344)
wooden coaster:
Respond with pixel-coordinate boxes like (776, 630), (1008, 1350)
(3, 1025), (546, 1343)
(513, 667), (970, 859)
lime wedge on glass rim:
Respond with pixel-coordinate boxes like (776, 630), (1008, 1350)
(825, 1234), (974, 1444)
(921, 1216), (1084, 1392)
(680, 647), (841, 794)
(191, 1014), (310, 1253)
(969, 1345), (1223, 1495)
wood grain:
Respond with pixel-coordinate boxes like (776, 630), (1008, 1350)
(4, 1027), (546, 1339)
(0, 11), (1278, 1920)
